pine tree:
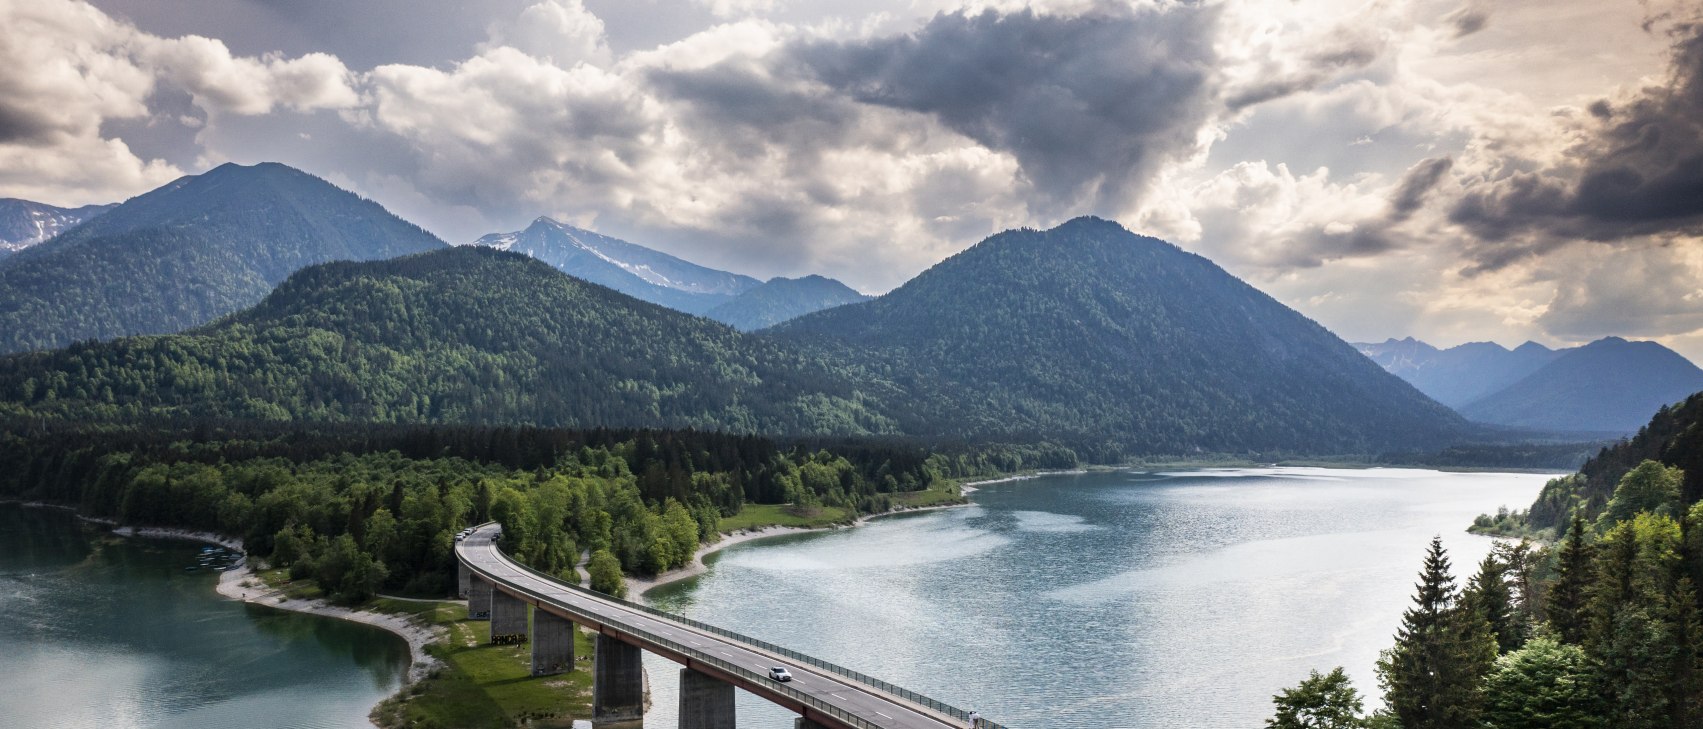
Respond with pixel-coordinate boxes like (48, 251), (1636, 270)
(1548, 514), (1593, 644)
(1670, 578), (1703, 729)
(1376, 537), (1499, 729)
(1465, 552), (1521, 653)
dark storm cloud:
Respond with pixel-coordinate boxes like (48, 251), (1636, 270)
(1445, 5), (1490, 38)
(786, 5), (1223, 211)
(1390, 156), (1454, 221)
(1450, 20), (1703, 258)
(1310, 156), (1456, 262)
(90, 0), (528, 69)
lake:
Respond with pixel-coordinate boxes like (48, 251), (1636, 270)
(639, 467), (1550, 728)
(0, 504), (410, 729)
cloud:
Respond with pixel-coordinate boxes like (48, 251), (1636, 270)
(1447, 14), (1703, 263)
(483, 0), (612, 65)
(790, 5), (1223, 214)
(1444, 3), (1490, 38)
(0, 0), (360, 204)
(1535, 241), (1703, 340)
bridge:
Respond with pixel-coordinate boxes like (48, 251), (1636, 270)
(456, 523), (1004, 729)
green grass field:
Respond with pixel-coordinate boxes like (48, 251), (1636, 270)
(250, 572), (594, 728)
(371, 601), (595, 729)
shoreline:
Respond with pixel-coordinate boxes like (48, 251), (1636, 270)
(8, 502), (447, 687)
(214, 566), (446, 684)
(633, 481), (1003, 599)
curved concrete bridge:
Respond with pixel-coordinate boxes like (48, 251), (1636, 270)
(456, 523), (1003, 729)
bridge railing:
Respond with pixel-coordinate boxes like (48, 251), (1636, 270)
(471, 531), (1010, 729)
(465, 547), (890, 729)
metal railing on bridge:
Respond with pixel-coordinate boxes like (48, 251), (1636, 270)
(472, 536), (1011, 729)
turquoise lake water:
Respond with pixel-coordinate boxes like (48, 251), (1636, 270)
(0, 504), (410, 729)
(639, 467), (1549, 728)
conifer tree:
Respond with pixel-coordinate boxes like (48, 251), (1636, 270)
(1547, 514), (1593, 644)
(1465, 552), (1521, 653)
(1376, 537), (1498, 729)
(1669, 578), (1703, 729)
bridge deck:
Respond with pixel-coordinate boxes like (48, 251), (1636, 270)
(456, 524), (978, 729)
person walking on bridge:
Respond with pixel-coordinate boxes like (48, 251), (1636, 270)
(967, 710), (981, 728)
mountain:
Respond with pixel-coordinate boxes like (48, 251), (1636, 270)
(0, 163), (447, 355)
(1355, 337), (1562, 408)
(1459, 337), (1703, 434)
(469, 218), (759, 314)
(0, 198), (115, 257)
(770, 217), (1466, 453)
(0, 246), (893, 433)
(706, 275), (871, 331)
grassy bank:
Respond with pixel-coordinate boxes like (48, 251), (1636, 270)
(371, 599), (595, 729)
(717, 482), (968, 532)
(256, 570), (594, 729)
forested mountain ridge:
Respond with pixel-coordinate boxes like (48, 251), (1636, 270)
(470, 217), (759, 314)
(0, 198), (114, 256)
(770, 217), (1467, 453)
(0, 246), (896, 434)
(707, 274), (871, 331)
(0, 215), (1474, 456)
(0, 162), (447, 355)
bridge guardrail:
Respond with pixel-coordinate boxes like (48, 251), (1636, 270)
(465, 546), (887, 729)
(465, 529), (1010, 729)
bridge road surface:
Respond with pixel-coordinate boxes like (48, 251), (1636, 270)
(457, 524), (971, 729)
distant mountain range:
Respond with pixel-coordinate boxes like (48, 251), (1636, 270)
(0, 199), (115, 257)
(0, 206), (1466, 456)
(706, 275), (871, 331)
(0, 163), (446, 355)
(1356, 336), (1703, 434)
(467, 217), (868, 328)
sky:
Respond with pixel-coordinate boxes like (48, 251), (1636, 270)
(5, 0), (1703, 359)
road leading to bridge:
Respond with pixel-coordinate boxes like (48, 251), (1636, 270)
(456, 523), (999, 729)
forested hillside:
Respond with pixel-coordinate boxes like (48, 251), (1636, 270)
(0, 246), (894, 434)
(772, 217), (1466, 454)
(0, 422), (963, 601)
(1277, 393), (1703, 728)
(0, 162), (446, 354)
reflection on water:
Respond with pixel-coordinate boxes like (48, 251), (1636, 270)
(640, 467), (1550, 728)
(0, 505), (409, 729)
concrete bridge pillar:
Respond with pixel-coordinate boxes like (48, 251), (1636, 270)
(531, 608), (574, 675)
(594, 633), (645, 721)
(490, 589), (527, 643)
(794, 719), (830, 729)
(467, 576), (492, 620)
(457, 560), (470, 598)
(678, 668), (735, 729)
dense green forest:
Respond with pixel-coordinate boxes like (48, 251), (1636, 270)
(0, 162), (445, 355)
(772, 217), (1467, 454)
(0, 421), (1063, 602)
(1473, 392), (1703, 537)
(0, 215), (1473, 458)
(0, 246), (895, 434)
(1269, 393), (1703, 728)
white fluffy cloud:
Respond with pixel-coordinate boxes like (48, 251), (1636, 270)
(0, 0), (358, 203)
